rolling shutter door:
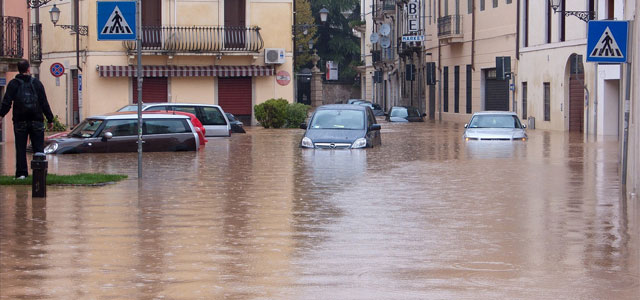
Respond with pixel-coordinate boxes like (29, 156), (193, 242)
(569, 74), (584, 132)
(485, 71), (509, 111)
(72, 71), (80, 125)
(132, 77), (168, 103)
(218, 77), (252, 116)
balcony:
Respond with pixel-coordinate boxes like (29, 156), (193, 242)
(30, 24), (42, 64)
(373, 0), (396, 22)
(1, 16), (24, 60)
(123, 26), (264, 54)
(437, 15), (463, 44)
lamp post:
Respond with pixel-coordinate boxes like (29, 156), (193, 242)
(293, 6), (329, 102)
(49, 3), (88, 72)
(549, 0), (595, 23)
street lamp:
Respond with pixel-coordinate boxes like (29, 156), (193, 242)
(549, 0), (594, 23)
(49, 4), (89, 35)
(319, 8), (330, 23)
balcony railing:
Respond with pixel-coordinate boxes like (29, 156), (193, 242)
(30, 24), (42, 63)
(373, 0), (396, 20)
(123, 26), (264, 53)
(1, 16), (24, 59)
(437, 15), (463, 42)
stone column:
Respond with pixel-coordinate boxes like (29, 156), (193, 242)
(310, 50), (324, 108)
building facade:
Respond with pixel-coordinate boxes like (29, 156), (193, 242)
(34, 0), (294, 128)
(0, 0), (30, 142)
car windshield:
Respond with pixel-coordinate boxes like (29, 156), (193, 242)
(118, 105), (139, 112)
(468, 115), (522, 128)
(69, 119), (103, 138)
(390, 107), (408, 118)
(310, 109), (365, 130)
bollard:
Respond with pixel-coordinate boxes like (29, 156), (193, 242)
(31, 152), (48, 198)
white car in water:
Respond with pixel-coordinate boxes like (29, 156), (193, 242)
(463, 111), (527, 141)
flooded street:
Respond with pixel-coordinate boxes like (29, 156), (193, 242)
(1, 121), (638, 299)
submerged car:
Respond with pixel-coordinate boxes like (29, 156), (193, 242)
(44, 113), (200, 154)
(300, 104), (381, 149)
(386, 106), (425, 122)
(225, 113), (246, 133)
(357, 101), (385, 116)
(463, 111), (527, 141)
(118, 103), (231, 137)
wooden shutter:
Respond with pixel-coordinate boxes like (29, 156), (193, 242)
(132, 77), (168, 103)
(443, 67), (448, 112)
(218, 77), (252, 115)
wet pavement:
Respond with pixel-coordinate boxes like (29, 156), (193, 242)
(1, 120), (638, 299)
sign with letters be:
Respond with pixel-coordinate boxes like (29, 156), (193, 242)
(407, 0), (420, 32)
(97, 1), (136, 41)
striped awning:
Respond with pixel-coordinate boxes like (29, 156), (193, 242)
(97, 65), (274, 77)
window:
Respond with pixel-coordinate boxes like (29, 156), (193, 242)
(468, 0), (473, 14)
(546, 2), (552, 43)
(103, 120), (138, 137)
(455, 0), (460, 15)
(444, 0), (449, 16)
(560, 0), (565, 42)
(606, 0), (615, 19)
(144, 119), (190, 135)
(480, 0), (485, 11)
(523, 0), (528, 47)
(145, 106), (170, 112)
(466, 65), (472, 114)
(454, 66), (460, 113)
(543, 82), (550, 121)
(522, 82), (527, 119)
(200, 107), (228, 126)
(493, 0), (498, 8)
(173, 106), (197, 115)
(443, 67), (449, 112)
(506, 0), (512, 4)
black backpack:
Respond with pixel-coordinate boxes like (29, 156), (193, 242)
(14, 77), (41, 117)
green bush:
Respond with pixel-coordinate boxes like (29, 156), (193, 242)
(254, 99), (311, 129)
(254, 98), (288, 128)
(46, 115), (67, 132)
(286, 103), (311, 128)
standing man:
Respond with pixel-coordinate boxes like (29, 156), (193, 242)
(0, 59), (54, 179)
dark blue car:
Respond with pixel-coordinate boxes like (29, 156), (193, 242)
(300, 104), (382, 149)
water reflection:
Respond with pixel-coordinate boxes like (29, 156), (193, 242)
(0, 123), (638, 299)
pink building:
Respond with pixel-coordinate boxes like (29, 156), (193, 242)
(0, 0), (30, 143)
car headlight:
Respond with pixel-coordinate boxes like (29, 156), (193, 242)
(44, 142), (58, 154)
(351, 138), (367, 149)
(301, 137), (314, 148)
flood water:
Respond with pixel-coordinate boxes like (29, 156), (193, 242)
(1, 121), (638, 299)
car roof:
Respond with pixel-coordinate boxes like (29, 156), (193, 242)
(472, 111), (517, 116)
(317, 104), (368, 111)
(87, 112), (191, 120)
(143, 103), (223, 109)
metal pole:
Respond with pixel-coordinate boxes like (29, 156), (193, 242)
(136, 0), (143, 179)
(621, 62), (631, 185)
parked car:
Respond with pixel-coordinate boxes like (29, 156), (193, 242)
(44, 113), (200, 154)
(140, 111), (207, 147)
(118, 103), (231, 137)
(225, 113), (246, 133)
(346, 99), (366, 105)
(299, 104), (381, 149)
(386, 106), (425, 122)
(463, 111), (527, 141)
(357, 102), (385, 116)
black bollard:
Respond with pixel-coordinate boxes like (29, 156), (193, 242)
(31, 152), (48, 198)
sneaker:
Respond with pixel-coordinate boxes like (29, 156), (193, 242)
(15, 176), (26, 180)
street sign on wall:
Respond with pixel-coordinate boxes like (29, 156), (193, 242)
(586, 20), (629, 63)
(50, 62), (65, 77)
(97, 1), (136, 41)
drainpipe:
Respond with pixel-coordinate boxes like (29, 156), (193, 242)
(75, 0), (82, 72)
(438, 0), (442, 120)
(584, 86), (590, 136)
(593, 63), (598, 137)
(516, 0), (520, 60)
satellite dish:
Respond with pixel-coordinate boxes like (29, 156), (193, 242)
(380, 24), (391, 36)
(370, 32), (380, 44)
(380, 36), (391, 48)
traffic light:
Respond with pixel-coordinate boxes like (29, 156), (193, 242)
(426, 62), (436, 85)
(496, 56), (511, 80)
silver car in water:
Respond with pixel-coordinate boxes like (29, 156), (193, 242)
(463, 111), (527, 141)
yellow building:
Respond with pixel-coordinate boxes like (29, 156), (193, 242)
(34, 0), (294, 127)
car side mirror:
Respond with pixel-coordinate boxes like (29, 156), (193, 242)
(299, 123), (307, 130)
(102, 132), (113, 141)
(464, 124), (468, 128)
(422, 113), (427, 117)
(522, 124), (527, 129)
(370, 124), (381, 131)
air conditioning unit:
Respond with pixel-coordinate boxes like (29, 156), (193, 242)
(264, 48), (285, 64)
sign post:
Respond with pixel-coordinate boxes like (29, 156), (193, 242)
(97, 1), (142, 179)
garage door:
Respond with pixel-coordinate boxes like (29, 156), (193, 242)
(132, 77), (168, 103)
(218, 77), (252, 116)
(484, 69), (509, 111)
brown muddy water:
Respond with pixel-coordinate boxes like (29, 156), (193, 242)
(1, 121), (638, 299)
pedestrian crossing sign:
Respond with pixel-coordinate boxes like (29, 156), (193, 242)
(97, 1), (136, 41)
(586, 20), (628, 63)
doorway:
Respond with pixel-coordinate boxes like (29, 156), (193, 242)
(602, 79), (619, 136)
(224, 0), (246, 49)
(568, 54), (585, 133)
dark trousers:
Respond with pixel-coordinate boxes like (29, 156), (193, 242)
(14, 121), (45, 178)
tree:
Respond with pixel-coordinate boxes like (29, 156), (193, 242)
(310, 0), (361, 83)
(294, 0), (317, 71)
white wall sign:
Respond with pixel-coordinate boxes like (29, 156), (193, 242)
(407, 0), (419, 32)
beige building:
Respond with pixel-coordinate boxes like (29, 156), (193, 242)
(32, 0), (294, 128)
(0, 0), (30, 143)
(424, 0), (518, 123)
